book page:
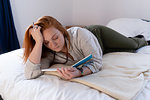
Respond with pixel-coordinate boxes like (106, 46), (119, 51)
(44, 71), (61, 77)
(42, 68), (58, 72)
(41, 64), (71, 72)
(42, 64), (71, 77)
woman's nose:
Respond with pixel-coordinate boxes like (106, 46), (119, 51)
(50, 40), (57, 48)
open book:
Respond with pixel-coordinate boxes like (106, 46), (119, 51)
(41, 54), (92, 76)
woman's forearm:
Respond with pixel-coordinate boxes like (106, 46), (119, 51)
(28, 42), (43, 64)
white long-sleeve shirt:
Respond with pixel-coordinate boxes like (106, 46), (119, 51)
(25, 27), (103, 79)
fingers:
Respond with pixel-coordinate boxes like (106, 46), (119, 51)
(57, 67), (73, 80)
(29, 25), (43, 43)
(29, 25), (40, 35)
(33, 25), (41, 31)
(62, 67), (72, 79)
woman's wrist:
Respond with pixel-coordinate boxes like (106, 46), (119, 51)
(77, 66), (92, 76)
(36, 40), (43, 45)
(35, 41), (43, 46)
(82, 66), (92, 75)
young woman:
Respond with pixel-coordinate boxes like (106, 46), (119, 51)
(23, 16), (102, 80)
(23, 16), (148, 80)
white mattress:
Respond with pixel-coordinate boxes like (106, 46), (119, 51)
(0, 47), (150, 100)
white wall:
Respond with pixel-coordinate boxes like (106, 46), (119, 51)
(72, 0), (150, 25)
(10, 0), (73, 47)
(10, 0), (150, 46)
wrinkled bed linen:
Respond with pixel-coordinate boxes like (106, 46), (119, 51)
(0, 47), (150, 100)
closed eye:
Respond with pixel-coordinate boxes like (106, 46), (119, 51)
(52, 35), (58, 40)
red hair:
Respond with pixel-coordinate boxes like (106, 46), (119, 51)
(23, 16), (71, 62)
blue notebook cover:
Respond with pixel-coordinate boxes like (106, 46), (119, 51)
(72, 54), (92, 68)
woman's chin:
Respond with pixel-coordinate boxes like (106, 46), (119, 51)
(55, 50), (61, 52)
(54, 48), (62, 52)
(53, 46), (64, 52)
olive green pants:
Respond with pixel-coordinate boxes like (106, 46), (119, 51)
(85, 25), (147, 54)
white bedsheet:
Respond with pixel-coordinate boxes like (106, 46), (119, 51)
(0, 47), (150, 100)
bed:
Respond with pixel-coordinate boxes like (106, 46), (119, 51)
(0, 18), (150, 100)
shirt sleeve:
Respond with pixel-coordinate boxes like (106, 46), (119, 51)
(24, 59), (43, 79)
(24, 54), (52, 79)
(76, 28), (103, 73)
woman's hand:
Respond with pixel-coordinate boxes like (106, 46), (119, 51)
(57, 67), (82, 80)
(29, 25), (43, 44)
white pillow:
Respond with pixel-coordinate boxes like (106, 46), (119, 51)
(136, 46), (150, 54)
(107, 18), (150, 41)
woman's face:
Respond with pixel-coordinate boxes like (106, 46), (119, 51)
(43, 27), (65, 52)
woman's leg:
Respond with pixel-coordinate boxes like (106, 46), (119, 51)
(85, 25), (148, 54)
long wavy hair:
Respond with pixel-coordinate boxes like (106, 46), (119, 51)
(23, 16), (71, 65)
